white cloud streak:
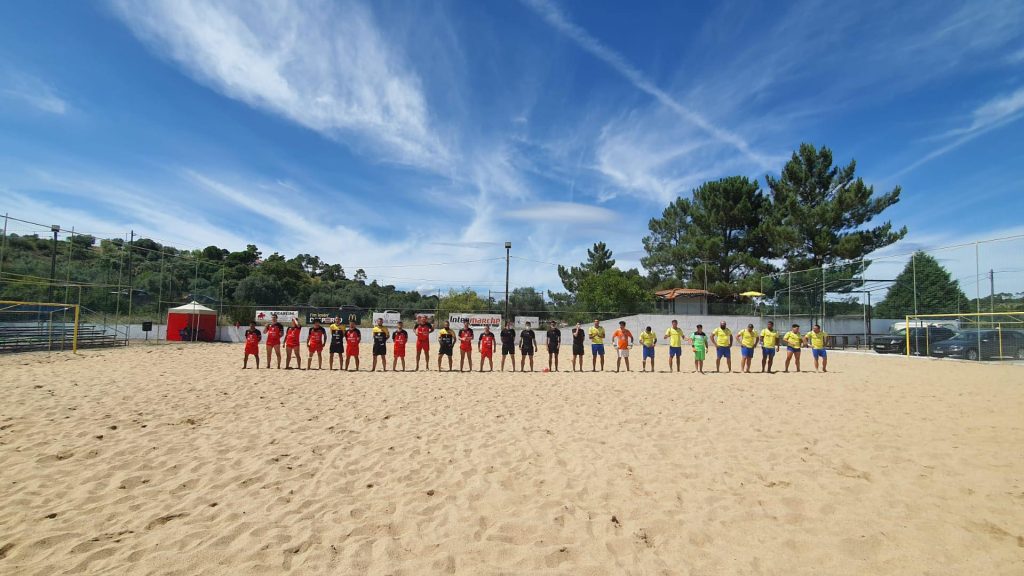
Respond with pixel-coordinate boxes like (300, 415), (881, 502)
(504, 201), (617, 224)
(0, 72), (68, 115)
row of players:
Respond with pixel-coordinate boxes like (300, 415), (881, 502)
(242, 315), (829, 373)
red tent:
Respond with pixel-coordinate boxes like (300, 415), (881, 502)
(166, 301), (218, 342)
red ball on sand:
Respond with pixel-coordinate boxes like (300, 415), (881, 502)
(542, 368), (550, 372)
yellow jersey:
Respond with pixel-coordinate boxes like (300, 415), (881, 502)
(807, 331), (828, 349)
(738, 329), (757, 348)
(639, 331), (657, 347)
(664, 327), (684, 347)
(711, 327), (732, 346)
(588, 326), (605, 344)
(372, 325), (389, 336)
(783, 331), (802, 348)
(760, 328), (779, 347)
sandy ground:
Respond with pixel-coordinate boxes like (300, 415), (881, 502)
(0, 343), (1022, 575)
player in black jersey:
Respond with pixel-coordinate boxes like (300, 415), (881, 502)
(545, 320), (561, 372)
(571, 322), (586, 371)
(519, 321), (537, 372)
(328, 320), (345, 370)
(499, 321), (516, 372)
(437, 321), (456, 371)
(370, 317), (389, 372)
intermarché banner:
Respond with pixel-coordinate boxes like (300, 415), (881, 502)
(448, 313), (502, 327)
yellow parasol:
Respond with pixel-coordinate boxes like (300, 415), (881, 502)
(739, 291), (765, 297)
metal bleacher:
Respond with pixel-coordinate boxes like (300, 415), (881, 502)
(0, 323), (126, 353)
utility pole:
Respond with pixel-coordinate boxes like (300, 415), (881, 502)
(49, 224), (60, 303)
(126, 230), (134, 346)
(504, 242), (511, 323)
(989, 269), (995, 326)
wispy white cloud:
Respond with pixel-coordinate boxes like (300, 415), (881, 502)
(504, 201), (617, 224)
(0, 71), (68, 115)
(109, 0), (452, 171)
(520, 0), (775, 171)
(890, 87), (1024, 179)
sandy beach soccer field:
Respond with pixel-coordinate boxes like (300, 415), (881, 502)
(1, 344), (1022, 575)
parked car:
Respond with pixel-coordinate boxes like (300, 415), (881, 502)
(873, 326), (955, 355)
(930, 329), (1024, 361)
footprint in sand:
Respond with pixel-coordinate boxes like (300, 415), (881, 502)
(145, 513), (188, 530)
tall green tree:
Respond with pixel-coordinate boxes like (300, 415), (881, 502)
(508, 287), (546, 317)
(576, 268), (653, 316)
(874, 252), (967, 318)
(558, 241), (615, 293)
(641, 176), (773, 293)
(766, 143), (906, 270)
(435, 288), (492, 321)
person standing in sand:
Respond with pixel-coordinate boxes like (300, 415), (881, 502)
(243, 321), (261, 369)
(738, 323), (757, 373)
(639, 325), (657, 372)
(804, 324), (829, 373)
(458, 320), (474, 372)
(783, 324), (802, 373)
(759, 320), (779, 373)
(264, 314), (284, 369)
(414, 315), (434, 371)
(571, 322), (585, 372)
(479, 325), (496, 372)
(344, 320), (361, 371)
(437, 321), (456, 371)
(500, 321), (516, 372)
(306, 319), (327, 370)
(284, 318), (303, 369)
(711, 321), (733, 373)
(371, 317), (389, 372)
(589, 319), (606, 371)
(612, 321), (633, 372)
(691, 324), (708, 373)
(545, 320), (561, 372)
(328, 318), (345, 370)
(664, 319), (684, 373)
(392, 321), (408, 371)
(519, 321), (537, 372)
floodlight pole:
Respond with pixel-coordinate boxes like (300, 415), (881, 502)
(504, 242), (511, 323)
(49, 224), (60, 302)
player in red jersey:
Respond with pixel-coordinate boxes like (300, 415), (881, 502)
(392, 321), (409, 371)
(243, 321), (261, 369)
(478, 325), (495, 372)
(263, 314), (284, 368)
(306, 319), (327, 370)
(458, 320), (474, 372)
(284, 318), (303, 369)
(414, 315), (434, 371)
(344, 320), (361, 371)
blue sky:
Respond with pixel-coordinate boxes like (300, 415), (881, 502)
(1, 0), (1022, 297)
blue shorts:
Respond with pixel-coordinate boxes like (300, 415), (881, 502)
(716, 347), (731, 359)
(787, 346), (800, 353)
(762, 347), (776, 357)
(740, 346), (754, 358)
(591, 344), (604, 356)
(669, 346), (682, 358)
(812, 348), (827, 359)
(642, 346), (654, 359)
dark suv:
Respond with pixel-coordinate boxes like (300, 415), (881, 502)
(873, 326), (955, 355)
(930, 330), (1024, 361)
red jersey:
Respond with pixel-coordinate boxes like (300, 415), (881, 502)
(308, 326), (326, 347)
(244, 328), (261, 354)
(285, 326), (301, 347)
(393, 329), (408, 347)
(265, 322), (283, 345)
(345, 328), (361, 347)
(459, 327), (474, 351)
(479, 332), (495, 354)
(415, 323), (433, 342)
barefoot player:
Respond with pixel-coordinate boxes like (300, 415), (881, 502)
(545, 320), (561, 372)
(392, 321), (408, 371)
(243, 321), (261, 369)
(264, 314), (284, 368)
(479, 325), (496, 372)
(458, 320), (474, 372)
(639, 325), (657, 372)
(437, 321), (455, 371)
(284, 318), (302, 369)
(571, 322), (585, 372)
(328, 318), (345, 370)
(344, 320), (361, 371)
(500, 321), (516, 372)
(589, 319), (606, 371)
(612, 321), (633, 373)
(519, 321), (537, 372)
(759, 321), (779, 373)
(306, 319), (327, 370)
(370, 317), (389, 372)
(414, 315), (434, 371)
(783, 324), (802, 373)
(712, 321), (732, 373)
(691, 324), (708, 374)
(804, 324), (828, 372)
(738, 323), (757, 373)
(664, 319), (684, 372)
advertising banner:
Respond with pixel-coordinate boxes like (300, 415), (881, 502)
(256, 310), (298, 324)
(372, 311), (401, 326)
(448, 313), (502, 327)
(515, 316), (540, 328)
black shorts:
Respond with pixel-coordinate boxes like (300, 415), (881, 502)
(502, 344), (515, 356)
(439, 344), (453, 357)
(547, 344), (559, 354)
(572, 344), (584, 356)
(329, 342), (344, 354)
(373, 343), (386, 356)
(521, 347), (534, 357)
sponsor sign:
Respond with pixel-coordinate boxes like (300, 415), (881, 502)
(515, 316), (540, 328)
(372, 310), (401, 326)
(256, 310), (298, 324)
(307, 312), (341, 325)
(448, 312), (502, 327)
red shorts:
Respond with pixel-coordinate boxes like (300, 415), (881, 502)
(308, 342), (323, 352)
(416, 340), (429, 352)
(346, 345), (359, 357)
(394, 345), (406, 358)
(245, 343), (259, 355)
(481, 349), (493, 359)
(266, 337), (281, 347)
(460, 342), (472, 352)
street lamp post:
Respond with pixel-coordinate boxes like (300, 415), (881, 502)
(49, 224), (60, 302)
(504, 242), (511, 323)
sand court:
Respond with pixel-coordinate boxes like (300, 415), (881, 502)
(1, 344), (1022, 575)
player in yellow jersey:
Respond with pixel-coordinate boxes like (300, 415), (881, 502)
(758, 320), (780, 373)
(664, 319), (684, 372)
(737, 323), (758, 373)
(639, 326), (657, 372)
(804, 324), (829, 372)
(782, 323), (803, 372)
(711, 321), (733, 373)
(589, 319), (606, 372)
